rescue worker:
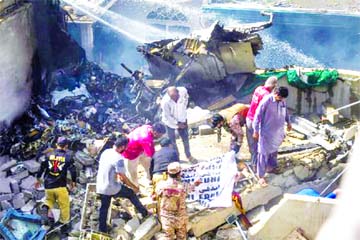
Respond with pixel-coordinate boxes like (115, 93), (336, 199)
(246, 76), (278, 170)
(35, 137), (77, 227)
(210, 103), (249, 155)
(156, 162), (201, 240)
(121, 123), (166, 187)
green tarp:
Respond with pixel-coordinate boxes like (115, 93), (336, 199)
(287, 69), (339, 89)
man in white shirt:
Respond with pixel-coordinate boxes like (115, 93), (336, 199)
(96, 136), (148, 233)
(161, 86), (195, 163)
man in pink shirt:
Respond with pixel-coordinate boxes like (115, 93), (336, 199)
(122, 123), (166, 187)
(246, 76), (278, 170)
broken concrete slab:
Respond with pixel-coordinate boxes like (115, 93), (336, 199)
(12, 170), (29, 181)
(124, 217), (140, 234)
(242, 185), (283, 211)
(248, 194), (336, 240)
(0, 159), (17, 172)
(10, 179), (20, 194)
(1, 200), (12, 210)
(23, 159), (41, 173)
(12, 193), (26, 209)
(133, 215), (161, 240)
(0, 193), (14, 201)
(216, 226), (243, 240)
(22, 190), (33, 199)
(189, 203), (240, 237)
(0, 178), (12, 194)
(20, 175), (37, 190)
(294, 165), (315, 181)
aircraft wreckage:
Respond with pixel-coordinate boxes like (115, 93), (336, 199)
(137, 11), (273, 107)
(138, 11), (273, 82)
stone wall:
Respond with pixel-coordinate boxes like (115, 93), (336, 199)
(0, 3), (36, 127)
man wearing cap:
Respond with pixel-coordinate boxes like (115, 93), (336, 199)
(96, 135), (149, 233)
(161, 86), (196, 163)
(253, 86), (292, 186)
(122, 123), (166, 187)
(35, 137), (77, 227)
(210, 103), (249, 155)
(246, 76), (278, 170)
(156, 162), (201, 240)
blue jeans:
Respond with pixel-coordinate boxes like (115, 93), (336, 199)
(99, 185), (148, 233)
(166, 125), (191, 158)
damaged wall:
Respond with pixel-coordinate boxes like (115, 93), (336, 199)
(0, 3), (36, 127)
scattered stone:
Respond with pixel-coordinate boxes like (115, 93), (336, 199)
(0, 159), (17, 172)
(124, 217), (140, 234)
(10, 179), (20, 194)
(22, 190), (34, 199)
(0, 179), (12, 194)
(21, 200), (36, 213)
(12, 193), (26, 209)
(0, 193), (14, 201)
(283, 169), (294, 177)
(269, 174), (287, 187)
(133, 215), (161, 240)
(216, 226), (243, 240)
(23, 159), (41, 173)
(284, 174), (299, 188)
(198, 125), (214, 136)
(1, 200), (12, 210)
(20, 175), (37, 190)
(12, 170), (29, 181)
(294, 165), (315, 181)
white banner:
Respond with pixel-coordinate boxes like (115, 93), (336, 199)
(181, 151), (237, 208)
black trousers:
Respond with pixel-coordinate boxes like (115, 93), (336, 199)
(99, 185), (148, 233)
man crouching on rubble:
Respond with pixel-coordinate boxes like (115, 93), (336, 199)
(35, 137), (77, 230)
(96, 135), (149, 234)
(122, 123), (166, 188)
(156, 162), (201, 240)
(210, 103), (249, 158)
